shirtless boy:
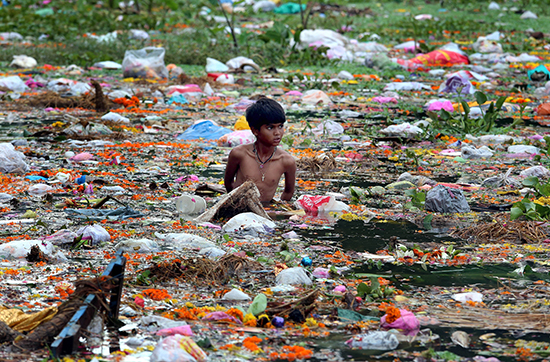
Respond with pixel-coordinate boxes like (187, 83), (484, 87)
(224, 97), (296, 202)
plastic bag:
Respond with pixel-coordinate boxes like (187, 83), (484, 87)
(345, 331), (399, 350)
(425, 185), (470, 213)
(225, 56), (259, 71)
(472, 37), (503, 53)
(311, 120), (344, 136)
(176, 120), (232, 140)
(439, 75), (475, 94)
(43, 229), (77, 245)
(222, 212), (276, 235)
(0, 239), (61, 260)
(222, 288), (251, 301)
(536, 102), (550, 115)
(205, 57), (229, 72)
(0, 76), (29, 92)
(379, 123), (423, 137)
(156, 325), (193, 337)
(452, 291), (483, 303)
(381, 309), (420, 332)
(461, 145), (494, 159)
(520, 166), (550, 178)
(10, 55), (37, 69)
(76, 225), (111, 245)
(276, 267), (313, 285)
(115, 238), (159, 253)
(217, 130), (256, 147)
(28, 183), (54, 196)
(151, 335), (206, 362)
(122, 47), (168, 79)
(507, 145), (539, 154)
(155, 232), (216, 250)
(408, 50), (469, 67)
(0, 143), (29, 174)
(101, 112), (130, 123)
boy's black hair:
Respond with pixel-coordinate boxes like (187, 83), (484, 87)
(245, 97), (286, 130)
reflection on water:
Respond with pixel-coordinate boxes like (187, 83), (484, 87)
(299, 219), (452, 254)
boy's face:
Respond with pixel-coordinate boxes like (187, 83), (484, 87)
(252, 122), (285, 147)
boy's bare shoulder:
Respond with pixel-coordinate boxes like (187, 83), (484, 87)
(277, 148), (296, 165)
(229, 144), (253, 157)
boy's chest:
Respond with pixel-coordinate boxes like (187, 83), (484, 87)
(237, 157), (284, 184)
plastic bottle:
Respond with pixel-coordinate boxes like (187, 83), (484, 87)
(346, 331), (399, 351)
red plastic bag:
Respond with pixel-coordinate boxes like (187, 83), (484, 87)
(397, 50), (469, 70)
(536, 103), (550, 115)
(295, 195), (332, 215)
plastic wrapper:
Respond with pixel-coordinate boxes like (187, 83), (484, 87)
(407, 50), (469, 67)
(0, 143), (29, 174)
(461, 145), (494, 159)
(122, 47), (168, 79)
(425, 185), (470, 213)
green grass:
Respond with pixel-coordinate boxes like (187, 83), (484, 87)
(0, 0), (549, 67)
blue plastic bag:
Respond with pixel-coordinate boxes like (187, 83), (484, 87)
(176, 120), (232, 140)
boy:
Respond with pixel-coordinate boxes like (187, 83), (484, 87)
(224, 97), (296, 203)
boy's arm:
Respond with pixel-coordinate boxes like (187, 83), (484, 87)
(280, 156), (296, 201)
(224, 149), (240, 193)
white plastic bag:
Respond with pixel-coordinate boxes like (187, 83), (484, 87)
(508, 145), (539, 154)
(222, 212), (276, 235)
(222, 288), (251, 301)
(76, 225), (111, 245)
(276, 267), (312, 285)
(520, 166), (550, 178)
(0, 239), (65, 262)
(28, 183), (54, 196)
(44, 229), (77, 245)
(122, 47), (168, 79)
(101, 112), (130, 123)
(312, 120), (344, 136)
(452, 292), (483, 303)
(155, 232), (216, 250)
(380, 123), (423, 137)
(205, 57), (229, 72)
(0, 76), (29, 93)
(10, 55), (38, 69)
(302, 90), (332, 105)
(461, 145), (494, 159)
(115, 238), (159, 253)
(0, 143), (29, 174)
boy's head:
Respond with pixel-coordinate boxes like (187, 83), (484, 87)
(245, 97), (286, 130)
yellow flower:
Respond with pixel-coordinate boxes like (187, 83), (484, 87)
(305, 317), (318, 327)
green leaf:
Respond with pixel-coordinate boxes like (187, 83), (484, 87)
(247, 293), (267, 316)
(523, 176), (540, 187)
(474, 91), (487, 106)
(356, 282), (370, 298)
(423, 214), (433, 230)
(460, 100), (470, 114)
(495, 96), (507, 111)
(354, 273), (387, 279)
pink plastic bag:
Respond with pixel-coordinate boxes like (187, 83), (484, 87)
(381, 309), (419, 334)
(156, 325), (193, 336)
